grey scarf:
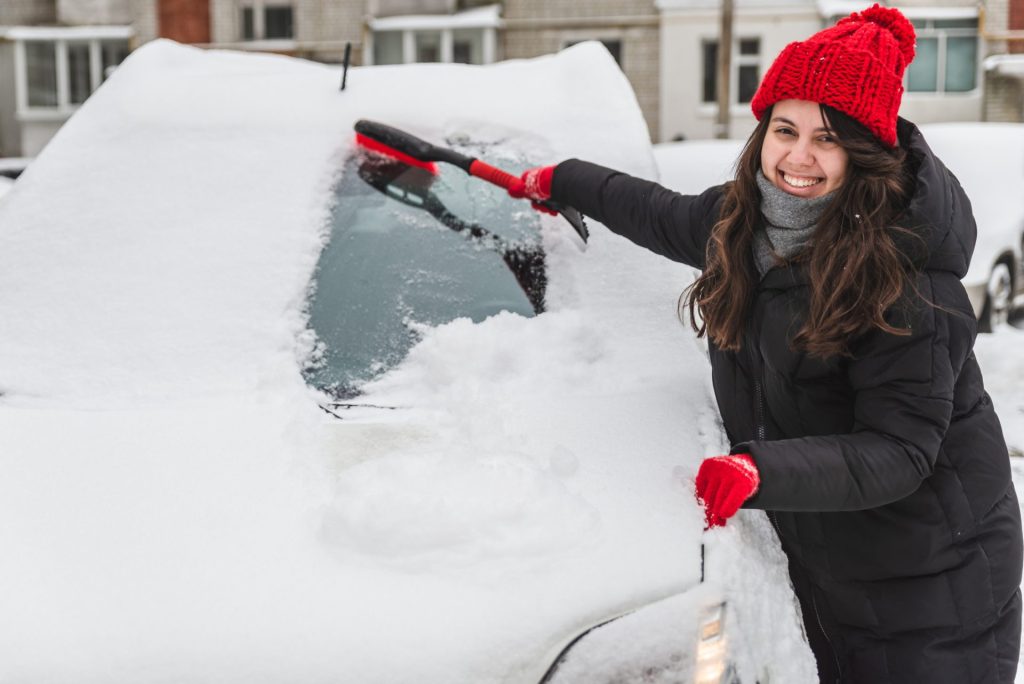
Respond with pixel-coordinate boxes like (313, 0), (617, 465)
(753, 171), (836, 276)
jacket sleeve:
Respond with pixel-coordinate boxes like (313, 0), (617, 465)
(740, 273), (974, 512)
(550, 159), (722, 269)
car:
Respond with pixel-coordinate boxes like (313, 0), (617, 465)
(653, 123), (1024, 333)
(920, 123), (1024, 332)
(0, 157), (30, 202)
(0, 39), (810, 683)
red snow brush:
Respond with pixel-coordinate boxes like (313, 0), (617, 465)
(354, 119), (588, 249)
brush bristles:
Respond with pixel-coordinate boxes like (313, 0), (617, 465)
(355, 133), (439, 175)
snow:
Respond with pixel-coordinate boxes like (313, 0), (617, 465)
(0, 25), (134, 39)
(918, 123), (1024, 288)
(369, 4), (502, 30)
(2, 33), (1018, 684)
(0, 176), (13, 201)
(0, 40), (743, 684)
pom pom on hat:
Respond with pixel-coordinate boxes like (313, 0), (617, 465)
(850, 4), (916, 63)
(750, 4), (916, 147)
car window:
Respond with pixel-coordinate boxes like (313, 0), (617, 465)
(304, 144), (546, 398)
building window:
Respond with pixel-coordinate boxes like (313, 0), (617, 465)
(370, 27), (495, 65)
(18, 37), (132, 113)
(24, 41), (58, 108)
(905, 18), (977, 93)
(702, 37), (761, 104)
(564, 40), (622, 67)
(452, 29), (483, 64)
(240, 2), (294, 41)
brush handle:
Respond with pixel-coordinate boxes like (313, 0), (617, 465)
(468, 160), (519, 190)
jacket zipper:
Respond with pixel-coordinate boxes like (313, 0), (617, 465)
(753, 379), (767, 441)
(810, 590), (843, 682)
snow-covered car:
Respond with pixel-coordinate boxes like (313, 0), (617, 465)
(0, 157), (29, 202)
(0, 41), (810, 683)
(654, 123), (1024, 333)
(922, 123), (1024, 331)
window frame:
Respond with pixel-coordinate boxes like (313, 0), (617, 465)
(13, 31), (133, 120)
(700, 35), (762, 107)
(238, 1), (296, 42)
(369, 26), (496, 65)
(903, 18), (980, 95)
(365, 7), (500, 66)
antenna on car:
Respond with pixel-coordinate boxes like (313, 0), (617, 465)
(340, 42), (352, 91)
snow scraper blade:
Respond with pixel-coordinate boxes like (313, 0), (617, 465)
(354, 119), (588, 250)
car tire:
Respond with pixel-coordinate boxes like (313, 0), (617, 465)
(979, 262), (1013, 333)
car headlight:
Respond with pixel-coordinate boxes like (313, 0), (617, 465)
(695, 602), (731, 684)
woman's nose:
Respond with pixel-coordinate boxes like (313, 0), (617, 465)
(788, 138), (814, 166)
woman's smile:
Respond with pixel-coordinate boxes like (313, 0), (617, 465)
(761, 99), (849, 198)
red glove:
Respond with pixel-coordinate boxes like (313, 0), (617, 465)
(695, 454), (760, 529)
(508, 165), (558, 216)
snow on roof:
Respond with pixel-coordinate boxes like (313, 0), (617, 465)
(0, 24), (134, 40)
(985, 54), (1024, 77)
(656, 0), (817, 11)
(816, 0), (977, 19)
(369, 4), (502, 30)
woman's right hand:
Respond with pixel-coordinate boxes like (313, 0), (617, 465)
(508, 166), (558, 216)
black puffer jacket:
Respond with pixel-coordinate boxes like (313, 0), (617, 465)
(551, 119), (1022, 683)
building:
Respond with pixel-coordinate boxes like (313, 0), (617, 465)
(1, 0), (1021, 158)
(657, 0), (1024, 141)
(0, 1), (146, 157)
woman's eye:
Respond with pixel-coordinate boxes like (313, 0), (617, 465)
(775, 127), (795, 136)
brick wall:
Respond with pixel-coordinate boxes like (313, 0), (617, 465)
(158, 0), (211, 43)
(57, 0), (132, 24)
(502, 0), (660, 140)
(983, 72), (1023, 121)
(207, 0), (363, 62)
(0, 0), (57, 24)
(1011, 0), (1024, 52)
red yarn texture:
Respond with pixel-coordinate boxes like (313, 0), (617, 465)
(695, 453), (761, 529)
(750, 4), (916, 147)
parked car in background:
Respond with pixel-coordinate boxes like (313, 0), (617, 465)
(654, 123), (1024, 332)
(0, 157), (31, 202)
(0, 40), (809, 684)
(923, 124), (1024, 331)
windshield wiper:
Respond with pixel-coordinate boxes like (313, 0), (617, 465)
(357, 157), (547, 312)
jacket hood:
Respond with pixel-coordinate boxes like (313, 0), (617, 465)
(897, 118), (976, 277)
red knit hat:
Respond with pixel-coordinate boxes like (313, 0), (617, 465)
(750, 4), (916, 147)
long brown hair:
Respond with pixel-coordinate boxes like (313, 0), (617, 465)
(683, 104), (916, 358)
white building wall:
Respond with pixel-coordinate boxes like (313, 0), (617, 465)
(57, 0), (132, 25)
(661, 0), (986, 141)
(659, 4), (820, 141)
(20, 120), (64, 157)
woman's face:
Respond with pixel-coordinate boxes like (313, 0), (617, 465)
(760, 99), (849, 199)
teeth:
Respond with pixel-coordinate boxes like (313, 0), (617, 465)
(783, 173), (821, 188)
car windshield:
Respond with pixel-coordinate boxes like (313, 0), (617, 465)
(304, 142), (546, 398)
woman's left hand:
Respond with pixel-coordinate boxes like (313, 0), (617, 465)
(695, 454), (760, 529)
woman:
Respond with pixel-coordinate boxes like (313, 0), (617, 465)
(510, 6), (1023, 683)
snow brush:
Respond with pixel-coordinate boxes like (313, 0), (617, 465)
(354, 119), (589, 249)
